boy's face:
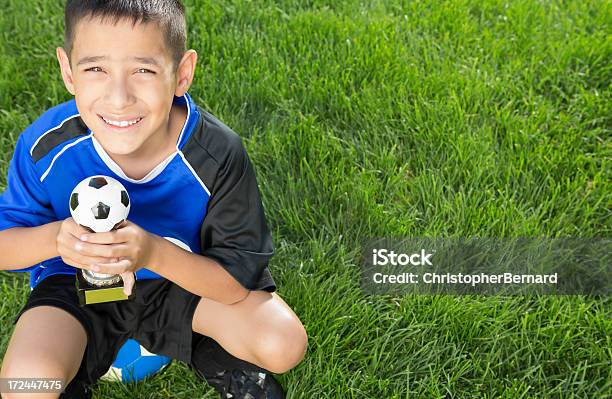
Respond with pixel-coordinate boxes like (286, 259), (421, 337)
(57, 17), (195, 158)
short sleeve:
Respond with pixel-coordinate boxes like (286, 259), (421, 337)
(0, 135), (56, 233)
(200, 139), (275, 291)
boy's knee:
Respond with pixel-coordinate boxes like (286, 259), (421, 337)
(255, 320), (308, 374)
(1, 355), (68, 379)
(0, 355), (72, 399)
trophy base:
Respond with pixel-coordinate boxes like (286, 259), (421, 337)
(76, 271), (135, 306)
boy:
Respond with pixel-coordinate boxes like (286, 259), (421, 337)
(0, 1), (308, 398)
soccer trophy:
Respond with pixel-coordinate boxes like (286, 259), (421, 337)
(69, 175), (135, 306)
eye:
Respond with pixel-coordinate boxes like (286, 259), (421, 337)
(137, 68), (155, 74)
(85, 67), (103, 72)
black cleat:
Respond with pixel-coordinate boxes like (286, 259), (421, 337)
(190, 334), (286, 398)
(194, 368), (286, 399)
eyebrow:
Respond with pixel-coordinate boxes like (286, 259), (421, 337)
(76, 55), (161, 67)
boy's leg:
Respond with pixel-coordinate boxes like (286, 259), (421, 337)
(0, 306), (88, 399)
(191, 291), (308, 375)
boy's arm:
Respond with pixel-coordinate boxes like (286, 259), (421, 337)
(0, 219), (110, 273)
(0, 222), (61, 270)
(80, 222), (250, 304)
(0, 134), (60, 271)
(148, 234), (249, 304)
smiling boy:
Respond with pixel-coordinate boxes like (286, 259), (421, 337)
(0, 1), (307, 398)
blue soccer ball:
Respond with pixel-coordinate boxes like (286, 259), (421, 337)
(100, 339), (171, 383)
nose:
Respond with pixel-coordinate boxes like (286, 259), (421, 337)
(104, 75), (135, 110)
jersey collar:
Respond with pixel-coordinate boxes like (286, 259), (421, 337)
(176, 92), (199, 150)
(90, 92), (200, 184)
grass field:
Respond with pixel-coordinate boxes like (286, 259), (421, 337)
(0, 0), (610, 398)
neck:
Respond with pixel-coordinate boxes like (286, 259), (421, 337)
(107, 102), (187, 180)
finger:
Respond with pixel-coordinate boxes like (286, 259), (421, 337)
(92, 259), (132, 275)
(115, 220), (129, 230)
(76, 242), (129, 259)
(64, 218), (94, 238)
(62, 256), (101, 273)
(120, 272), (135, 296)
(73, 254), (120, 269)
(80, 230), (127, 245)
(61, 235), (119, 264)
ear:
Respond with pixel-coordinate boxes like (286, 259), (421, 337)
(56, 47), (76, 95)
(174, 50), (198, 97)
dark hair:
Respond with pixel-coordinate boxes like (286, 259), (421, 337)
(64, 0), (186, 69)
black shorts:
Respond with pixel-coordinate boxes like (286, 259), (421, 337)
(12, 273), (202, 387)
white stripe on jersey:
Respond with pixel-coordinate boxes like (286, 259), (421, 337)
(40, 133), (93, 182)
(178, 150), (211, 196)
(30, 114), (81, 156)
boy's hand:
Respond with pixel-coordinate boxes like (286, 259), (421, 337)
(75, 220), (156, 285)
(56, 217), (119, 272)
(56, 218), (137, 295)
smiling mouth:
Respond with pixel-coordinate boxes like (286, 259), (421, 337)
(99, 115), (144, 128)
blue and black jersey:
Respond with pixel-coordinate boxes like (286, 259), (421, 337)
(0, 93), (276, 292)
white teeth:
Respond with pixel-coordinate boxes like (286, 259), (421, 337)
(101, 116), (142, 127)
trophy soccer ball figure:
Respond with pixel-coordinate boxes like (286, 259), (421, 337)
(69, 175), (134, 305)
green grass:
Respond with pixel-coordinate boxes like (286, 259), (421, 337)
(1, 0), (610, 398)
